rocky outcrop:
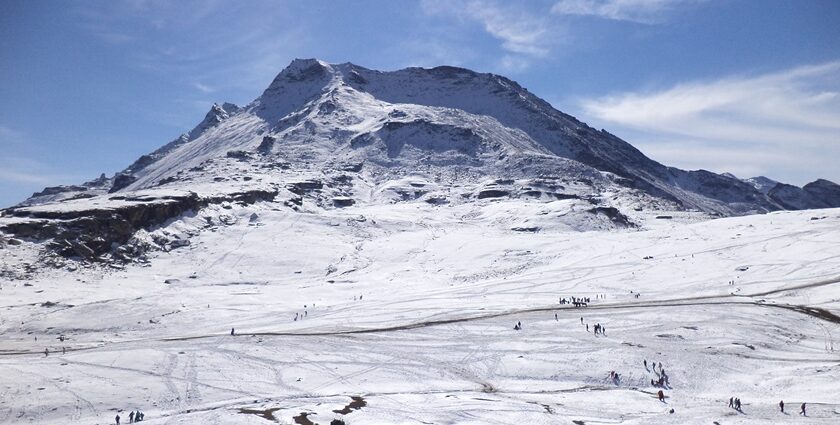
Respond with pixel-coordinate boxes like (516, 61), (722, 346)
(1, 188), (278, 261)
(588, 206), (634, 227)
(477, 189), (509, 199)
(287, 180), (324, 194)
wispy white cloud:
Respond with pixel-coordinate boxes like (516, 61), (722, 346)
(421, 0), (555, 72)
(578, 61), (840, 183)
(463, 1), (550, 57)
(551, 0), (690, 24)
(192, 82), (215, 93)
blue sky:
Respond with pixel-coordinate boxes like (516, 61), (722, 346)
(1, 0), (839, 207)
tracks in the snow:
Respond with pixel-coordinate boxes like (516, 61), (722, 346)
(1, 279), (838, 357)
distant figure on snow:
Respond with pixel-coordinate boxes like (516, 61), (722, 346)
(115, 414), (120, 425)
(800, 403), (806, 416)
(658, 390), (664, 402)
(779, 400), (784, 413)
(230, 328), (235, 336)
(129, 411), (135, 423)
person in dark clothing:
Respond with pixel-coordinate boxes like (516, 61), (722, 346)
(658, 390), (664, 402)
(115, 414), (120, 425)
(644, 359), (647, 369)
(230, 328), (235, 336)
(735, 398), (741, 411)
(779, 400), (784, 413)
(129, 411), (135, 423)
(800, 403), (806, 416)
(728, 397), (734, 408)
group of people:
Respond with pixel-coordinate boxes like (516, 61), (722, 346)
(645, 359), (669, 388)
(593, 323), (606, 336)
(559, 296), (589, 308)
(513, 321), (523, 330)
(294, 303), (317, 321)
(115, 410), (145, 424)
(729, 398), (807, 415)
(778, 400), (807, 416)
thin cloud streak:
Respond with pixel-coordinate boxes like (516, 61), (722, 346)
(579, 61), (840, 183)
(421, 0), (556, 72)
(551, 0), (691, 24)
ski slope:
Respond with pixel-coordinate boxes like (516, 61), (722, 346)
(2, 201), (839, 424)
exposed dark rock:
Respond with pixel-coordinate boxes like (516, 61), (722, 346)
(333, 197), (355, 207)
(587, 206), (634, 227)
(257, 135), (277, 154)
(511, 226), (539, 232)
(226, 150), (251, 160)
(477, 189), (509, 199)
(425, 196), (448, 205)
(0, 189), (278, 261)
(340, 162), (364, 172)
(287, 180), (324, 194)
(110, 173), (137, 193)
(553, 193), (580, 200)
(31, 185), (88, 198)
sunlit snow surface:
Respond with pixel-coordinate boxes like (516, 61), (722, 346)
(2, 203), (839, 424)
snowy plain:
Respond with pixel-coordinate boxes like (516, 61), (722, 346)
(2, 199), (839, 424)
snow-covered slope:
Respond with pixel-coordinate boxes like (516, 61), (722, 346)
(1, 58), (839, 424)
(1, 198), (839, 424)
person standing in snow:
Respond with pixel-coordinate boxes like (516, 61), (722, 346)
(728, 397), (734, 408)
(658, 390), (664, 402)
(230, 328), (235, 336)
(115, 414), (120, 425)
(800, 403), (806, 416)
(779, 400), (784, 413)
(129, 411), (135, 423)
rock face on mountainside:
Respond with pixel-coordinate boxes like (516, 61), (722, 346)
(1, 58), (838, 266)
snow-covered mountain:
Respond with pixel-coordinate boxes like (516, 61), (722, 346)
(2, 58), (840, 264)
(13, 59), (840, 213)
(2, 59), (840, 424)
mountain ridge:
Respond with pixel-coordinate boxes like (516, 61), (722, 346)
(13, 58), (839, 214)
